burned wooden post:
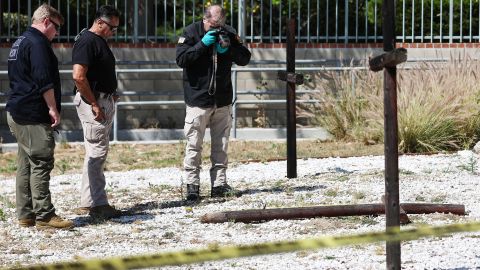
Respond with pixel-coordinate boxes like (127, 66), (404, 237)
(369, 48), (407, 72)
(381, 0), (401, 268)
(277, 19), (304, 179)
(200, 203), (466, 224)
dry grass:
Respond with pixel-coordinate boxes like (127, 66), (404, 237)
(301, 58), (480, 153)
(396, 60), (480, 152)
(0, 140), (383, 177)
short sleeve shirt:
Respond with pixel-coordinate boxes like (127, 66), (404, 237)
(72, 30), (117, 93)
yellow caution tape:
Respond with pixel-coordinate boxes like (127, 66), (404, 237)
(6, 221), (480, 270)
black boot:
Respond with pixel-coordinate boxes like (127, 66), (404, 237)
(211, 184), (234, 198)
(186, 184), (200, 201)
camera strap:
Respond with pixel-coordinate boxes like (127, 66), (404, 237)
(208, 46), (217, 96)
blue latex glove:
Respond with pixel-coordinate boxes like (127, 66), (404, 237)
(215, 42), (229, 54)
(201, 30), (217, 46)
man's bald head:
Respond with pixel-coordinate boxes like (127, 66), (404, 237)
(203, 4), (226, 30)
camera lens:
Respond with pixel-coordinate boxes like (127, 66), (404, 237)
(218, 33), (230, 48)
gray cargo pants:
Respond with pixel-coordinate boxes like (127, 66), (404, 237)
(74, 92), (115, 208)
(184, 104), (232, 187)
(7, 112), (56, 220)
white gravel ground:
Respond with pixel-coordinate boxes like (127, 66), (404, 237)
(1, 150), (480, 269)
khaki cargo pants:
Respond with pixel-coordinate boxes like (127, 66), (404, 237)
(74, 92), (115, 208)
(184, 104), (232, 187)
(7, 112), (56, 220)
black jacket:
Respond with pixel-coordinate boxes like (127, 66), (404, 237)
(6, 27), (61, 124)
(176, 21), (251, 108)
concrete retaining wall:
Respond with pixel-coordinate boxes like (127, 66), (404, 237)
(1, 43), (479, 142)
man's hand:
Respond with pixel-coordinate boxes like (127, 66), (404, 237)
(201, 30), (217, 46)
(215, 42), (229, 54)
(48, 108), (60, 127)
(91, 103), (106, 122)
(42, 88), (60, 127)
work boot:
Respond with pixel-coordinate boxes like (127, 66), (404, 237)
(18, 218), (35, 227)
(36, 214), (74, 229)
(186, 184), (200, 201)
(211, 184), (235, 198)
(89, 204), (122, 219)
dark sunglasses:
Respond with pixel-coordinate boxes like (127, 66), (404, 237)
(100, 19), (118, 32)
(49, 18), (61, 32)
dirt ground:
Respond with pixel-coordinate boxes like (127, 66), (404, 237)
(0, 140), (384, 177)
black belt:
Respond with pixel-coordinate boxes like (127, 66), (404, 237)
(80, 92), (115, 105)
(95, 91), (115, 99)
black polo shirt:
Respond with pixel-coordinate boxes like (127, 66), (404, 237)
(72, 30), (117, 94)
(6, 27), (61, 124)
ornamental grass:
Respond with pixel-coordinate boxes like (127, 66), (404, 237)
(300, 57), (480, 153)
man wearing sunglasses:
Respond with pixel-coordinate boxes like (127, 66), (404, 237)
(6, 4), (73, 229)
(72, 5), (123, 220)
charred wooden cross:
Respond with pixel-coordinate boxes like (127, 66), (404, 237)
(277, 19), (304, 179)
(201, 203), (465, 224)
(369, 48), (408, 72)
(277, 70), (304, 85)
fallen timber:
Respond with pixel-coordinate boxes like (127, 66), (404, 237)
(382, 195), (411, 225)
(200, 203), (465, 223)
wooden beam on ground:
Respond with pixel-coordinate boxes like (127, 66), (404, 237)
(200, 203), (465, 223)
(399, 206), (411, 225)
(382, 195), (411, 225)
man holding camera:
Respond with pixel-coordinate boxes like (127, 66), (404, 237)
(176, 4), (251, 201)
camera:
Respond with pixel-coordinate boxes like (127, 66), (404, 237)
(211, 27), (231, 48)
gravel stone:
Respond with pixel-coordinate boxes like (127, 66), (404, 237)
(0, 150), (479, 269)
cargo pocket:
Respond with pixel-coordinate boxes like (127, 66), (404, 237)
(184, 106), (203, 126)
(184, 112), (196, 125)
(83, 121), (106, 143)
(184, 106), (204, 138)
(30, 124), (55, 159)
(82, 121), (109, 157)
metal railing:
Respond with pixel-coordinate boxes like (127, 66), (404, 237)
(0, 0), (478, 43)
(0, 65), (369, 140)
